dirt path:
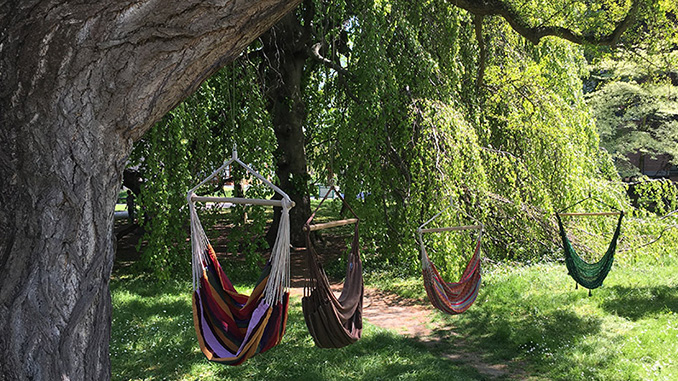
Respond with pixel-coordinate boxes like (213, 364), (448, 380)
(362, 287), (438, 337)
(289, 277), (515, 379)
(288, 247), (516, 379)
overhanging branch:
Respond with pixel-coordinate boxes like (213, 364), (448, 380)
(307, 42), (361, 103)
(450, 0), (640, 45)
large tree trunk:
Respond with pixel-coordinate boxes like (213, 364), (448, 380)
(260, 11), (314, 247)
(0, 1), (301, 380)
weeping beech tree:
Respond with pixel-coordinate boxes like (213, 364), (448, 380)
(128, 0), (673, 279)
(303, 0), (674, 273)
(0, 1), (301, 379)
(296, 0), (675, 276)
(326, 0), (642, 272)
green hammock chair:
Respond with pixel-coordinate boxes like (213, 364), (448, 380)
(556, 196), (624, 295)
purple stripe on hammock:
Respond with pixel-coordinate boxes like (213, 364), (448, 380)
(239, 300), (270, 348)
(197, 291), (270, 358)
(198, 293), (238, 358)
(258, 296), (286, 349)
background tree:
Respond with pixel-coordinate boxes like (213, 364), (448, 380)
(255, 8), (316, 246)
(255, 0), (355, 246)
(586, 52), (678, 178)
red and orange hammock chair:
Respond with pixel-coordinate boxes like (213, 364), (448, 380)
(417, 204), (483, 315)
(187, 147), (294, 365)
(302, 185), (364, 348)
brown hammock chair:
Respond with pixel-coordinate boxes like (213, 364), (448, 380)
(302, 186), (363, 349)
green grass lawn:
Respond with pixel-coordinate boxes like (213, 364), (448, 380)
(369, 256), (678, 381)
(110, 271), (482, 380)
(111, 255), (677, 380)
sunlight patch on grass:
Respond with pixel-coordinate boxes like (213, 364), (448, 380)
(111, 256), (677, 380)
(111, 278), (480, 380)
(436, 259), (677, 380)
(365, 273), (426, 301)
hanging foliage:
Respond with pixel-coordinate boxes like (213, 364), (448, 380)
(324, 0), (636, 277)
(126, 0), (678, 282)
(129, 61), (277, 280)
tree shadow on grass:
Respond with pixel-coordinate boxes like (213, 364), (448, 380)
(111, 282), (491, 381)
(430, 295), (604, 370)
(600, 285), (678, 321)
(219, 323), (490, 381)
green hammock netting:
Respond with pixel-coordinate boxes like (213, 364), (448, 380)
(556, 212), (623, 291)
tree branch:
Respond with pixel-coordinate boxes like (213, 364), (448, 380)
(308, 42), (352, 77)
(450, 0), (640, 45)
(307, 42), (361, 103)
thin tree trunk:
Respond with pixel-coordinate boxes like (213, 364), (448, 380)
(0, 1), (301, 380)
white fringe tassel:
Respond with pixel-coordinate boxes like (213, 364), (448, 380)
(263, 198), (293, 306)
(189, 197), (210, 291)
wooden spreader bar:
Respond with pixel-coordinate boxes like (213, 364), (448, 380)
(559, 212), (621, 217)
(304, 218), (358, 232)
(190, 195), (295, 208)
(419, 224), (483, 233)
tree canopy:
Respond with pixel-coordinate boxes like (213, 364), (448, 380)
(132, 0), (678, 279)
(587, 51), (678, 177)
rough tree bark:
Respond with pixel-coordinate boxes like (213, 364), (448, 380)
(260, 10), (314, 247)
(0, 1), (301, 380)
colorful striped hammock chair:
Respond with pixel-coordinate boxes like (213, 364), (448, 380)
(556, 196), (624, 295)
(187, 147), (294, 365)
(302, 185), (363, 348)
(417, 203), (483, 315)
